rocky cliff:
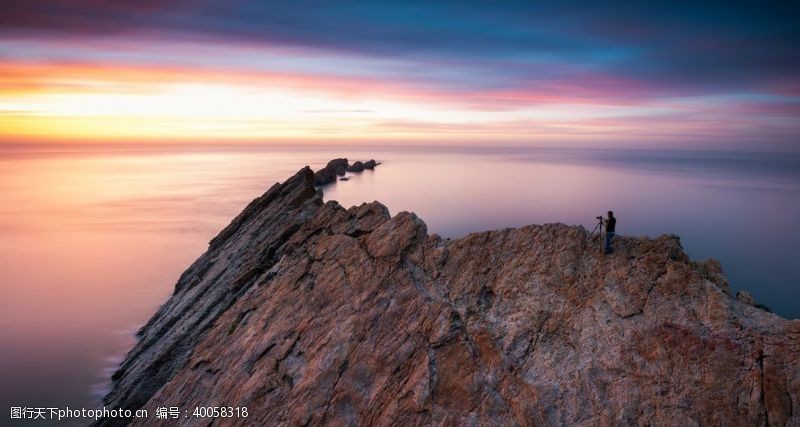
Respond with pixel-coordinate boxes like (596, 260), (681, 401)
(99, 165), (799, 426)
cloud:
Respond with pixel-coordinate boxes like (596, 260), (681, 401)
(0, 1), (798, 148)
(2, 1), (798, 95)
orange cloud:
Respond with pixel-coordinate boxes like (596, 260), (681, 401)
(1, 58), (795, 145)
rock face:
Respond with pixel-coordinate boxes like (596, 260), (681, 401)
(99, 165), (799, 426)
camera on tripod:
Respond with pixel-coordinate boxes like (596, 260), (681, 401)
(591, 216), (605, 234)
(587, 215), (606, 244)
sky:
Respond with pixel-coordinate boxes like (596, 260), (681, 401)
(0, 1), (798, 149)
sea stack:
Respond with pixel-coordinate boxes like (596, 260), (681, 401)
(312, 158), (380, 186)
(98, 162), (799, 426)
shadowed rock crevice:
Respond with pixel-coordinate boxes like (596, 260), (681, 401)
(98, 163), (799, 426)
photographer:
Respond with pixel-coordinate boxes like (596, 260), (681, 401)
(604, 211), (616, 254)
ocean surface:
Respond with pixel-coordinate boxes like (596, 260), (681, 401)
(1, 143), (799, 417)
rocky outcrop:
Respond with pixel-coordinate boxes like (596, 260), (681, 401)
(345, 159), (379, 172)
(312, 158), (347, 185)
(313, 158), (379, 185)
(99, 164), (799, 426)
(347, 161), (365, 172)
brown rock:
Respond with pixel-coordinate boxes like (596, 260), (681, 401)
(97, 166), (800, 426)
(737, 290), (756, 306)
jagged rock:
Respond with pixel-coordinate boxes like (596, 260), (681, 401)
(312, 158), (348, 185)
(314, 158), (378, 185)
(98, 165), (800, 426)
(346, 161), (364, 172)
(692, 257), (731, 295)
(737, 290), (756, 306)
(363, 159), (379, 169)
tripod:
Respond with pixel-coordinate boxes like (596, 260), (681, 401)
(587, 217), (604, 246)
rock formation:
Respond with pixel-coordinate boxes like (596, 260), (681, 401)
(347, 161), (365, 172)
(313, 158), (379, 185)
(98, 164), (799, 426)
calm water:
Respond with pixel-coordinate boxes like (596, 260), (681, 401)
(1, 144), (799, 417)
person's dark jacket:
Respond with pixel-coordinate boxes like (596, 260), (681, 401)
(606, 216), (616, 233)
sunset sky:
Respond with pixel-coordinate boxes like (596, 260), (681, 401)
(1, 1), (798, 149)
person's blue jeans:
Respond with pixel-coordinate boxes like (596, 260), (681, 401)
(604, 232), (615, 254)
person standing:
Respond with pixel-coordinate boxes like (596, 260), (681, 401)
(604, 211), (616, 254)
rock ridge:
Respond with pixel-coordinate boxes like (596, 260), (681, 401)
(98, 163), (799, 426)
